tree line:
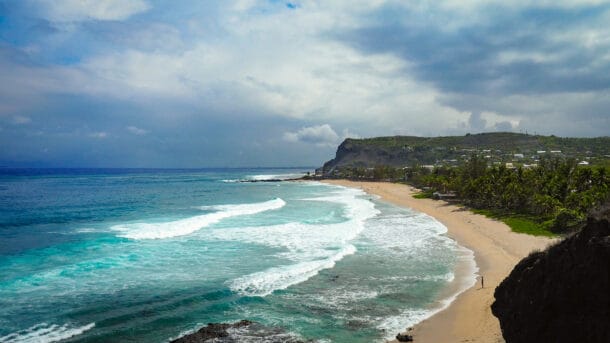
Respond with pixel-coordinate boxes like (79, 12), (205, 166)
(330, 157), (609, 233)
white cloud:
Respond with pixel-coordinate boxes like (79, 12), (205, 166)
(283, 124), (340, 146)
(455, 110), (521, 134)
(342, 128), (360, 139)
(126, 125), (148, 135)
(89, 131), (107, 138)
(0, 1), (468, 136)
(4, 0), (608, 140)
(34, 0), (149, 22)
(63, 2), (464, 134)
(13, 115), (32, 125)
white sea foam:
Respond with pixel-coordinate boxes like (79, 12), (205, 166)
(213, 189), (378, 258)
(223, 187), (380, 296)
(376, 308), (431, 338)
(230, 245), (357, 297)
(112, 198), (286, 240)
(361, 213), (452, 257)
(381, 272), (455, 283)
(74, 227), (101, 233)
(333, 201), (478, 340)
(221, 172), (308, 183)
(247, 173), (306, 181)
(0, 322), (95, 343)
(197, 198), (284, 213)
(291, 287), (381, 311)
(377, 244), (478, 340)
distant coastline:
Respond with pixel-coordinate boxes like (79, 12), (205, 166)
(321, 180), (555, 342)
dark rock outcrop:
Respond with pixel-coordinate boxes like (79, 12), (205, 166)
(170, 320), (310, 343)
(492, 203), (610, 343)
(395, 333), (414, 342)
(320, 138), (435, 175)
(170, 321), (254, 343)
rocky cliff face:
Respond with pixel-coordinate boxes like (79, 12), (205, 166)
(320, 138), (437, 174)
(492, 204), (610, 343)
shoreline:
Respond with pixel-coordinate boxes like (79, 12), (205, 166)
(320, 180), (556, 342)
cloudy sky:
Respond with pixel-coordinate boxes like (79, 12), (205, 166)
(1, 0), (609, 167)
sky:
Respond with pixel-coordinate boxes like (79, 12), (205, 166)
(0, 0), (609, 167)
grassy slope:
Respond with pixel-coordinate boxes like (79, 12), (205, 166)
(349, 132), (610, 155)
(412, 191), (557, 237)
(471, 209), (556, 237)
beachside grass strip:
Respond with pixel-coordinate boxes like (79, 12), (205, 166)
(471, 209), (556, 237)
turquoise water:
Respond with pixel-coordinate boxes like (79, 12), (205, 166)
(0, 169), (468, 342)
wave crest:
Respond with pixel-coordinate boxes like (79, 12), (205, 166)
(225, 187), (380, 296)
(112, 198), (285, 240)
(230, 245), (356, 297)
(0, 322), (95, 343)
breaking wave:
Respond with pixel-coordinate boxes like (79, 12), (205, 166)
(112, 198), (286, 240)
(0, 322), (95, 343)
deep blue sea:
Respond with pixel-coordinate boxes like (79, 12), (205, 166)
(0, 168), (474, 343)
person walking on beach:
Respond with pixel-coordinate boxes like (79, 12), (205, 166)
(481, 275), (484, 288)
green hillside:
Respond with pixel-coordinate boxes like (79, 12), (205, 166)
(320, 132), (610, 174)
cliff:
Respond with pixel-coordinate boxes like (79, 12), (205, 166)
(319, 133), (610, 175)
(491, 203), (610, 343)
(320, 138), (429, 173)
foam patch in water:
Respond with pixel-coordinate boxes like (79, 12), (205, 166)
(112, 198), (285, 240)
(230, 245), (357, 297)
(225, 187), (380, 296)
(0, 322), (95, 343)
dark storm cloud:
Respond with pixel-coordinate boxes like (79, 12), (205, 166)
(339, 3), (610, 95)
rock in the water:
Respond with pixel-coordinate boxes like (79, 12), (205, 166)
(170, 320), (311, 343)
(492, 203), (610, 343)
(395, 333), (414, 342)
(170, 321), (253, 343)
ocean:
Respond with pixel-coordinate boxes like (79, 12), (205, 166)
(0, 168), (475, 343)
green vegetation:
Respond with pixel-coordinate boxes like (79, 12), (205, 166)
(327, 165), (407, 180)
(320, 132), (610, 236)
(322, 133), (610, 173)
(325, 156), (609, 236)
(412, 191), (432, 199)
(409, 156), (609, 235)
(503, 216), (555, 237)
(472, 209), (556, 237)
(347, 133), (610, 157)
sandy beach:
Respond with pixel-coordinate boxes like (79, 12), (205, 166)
(321, 180), (556, 343)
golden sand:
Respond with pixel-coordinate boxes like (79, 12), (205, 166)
(321, 180), (556, 343)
